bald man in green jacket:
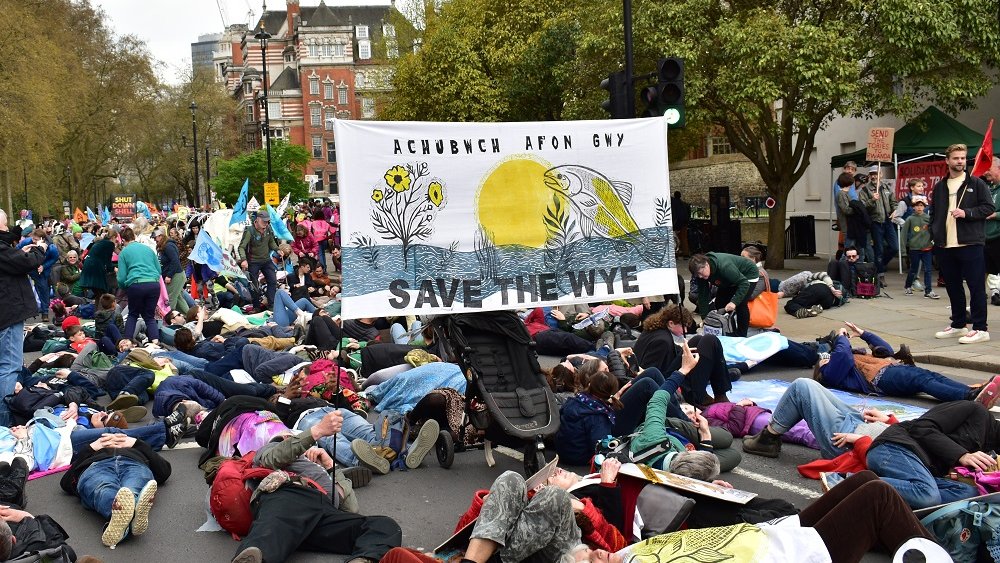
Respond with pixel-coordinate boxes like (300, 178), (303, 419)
(689, 252), (760, 337)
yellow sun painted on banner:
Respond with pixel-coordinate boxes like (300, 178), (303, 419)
(476, 156), (559, 248)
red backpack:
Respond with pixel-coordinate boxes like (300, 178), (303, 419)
(208, 451), (324, 539)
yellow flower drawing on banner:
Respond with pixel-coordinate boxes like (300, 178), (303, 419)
(384, 165), (411, 192)
(370, 162), (447, 268)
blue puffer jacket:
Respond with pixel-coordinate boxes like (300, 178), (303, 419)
(555, 392), (616, 466)
(152, 375), (225, 418)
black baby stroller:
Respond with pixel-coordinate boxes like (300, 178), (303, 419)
(429, 311), (561, 476)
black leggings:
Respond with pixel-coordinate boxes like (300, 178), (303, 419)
(304, 315), (343, 348)
(800, 471), (934, 562)
(682, 334), (731, 405)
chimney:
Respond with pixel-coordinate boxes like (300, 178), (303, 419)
(286, 0), (300, 34)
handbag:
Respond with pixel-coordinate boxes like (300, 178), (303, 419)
(920, 496), (1000, 562)
(748, 274), (778, 328)
(156, 276), (171, 318)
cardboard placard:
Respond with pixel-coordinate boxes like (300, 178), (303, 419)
(264, 182), (280, 206)
(619, 463), (757, 504)
(866, 127), (895, 163)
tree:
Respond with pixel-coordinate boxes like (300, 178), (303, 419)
(212, 141), (311, 206)
(578, 0), (1000, 267)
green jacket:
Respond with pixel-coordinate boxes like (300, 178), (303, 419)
(902, 213), (932, 251)
(116, 243), (162, 288)
(986, 180), (1000, 241)
(694, 252), (760, 315)
(238, 225), (278, 264)
(859, 181), (897, 224)
(630, 390), (688, 467)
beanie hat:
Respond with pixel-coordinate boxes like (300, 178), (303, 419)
(71, 224), (83, 234)
(61, 316), (81, 332)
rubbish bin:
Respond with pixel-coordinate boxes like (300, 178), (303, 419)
(785, 215), (816, 258)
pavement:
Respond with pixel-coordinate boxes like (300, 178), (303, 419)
(752, 256), (1000, 377)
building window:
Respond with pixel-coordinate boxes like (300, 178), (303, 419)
(356, 25), (369, 39)
(325, 108), (335, 130)
(269, 128), (284, 140)
(244, 82), (252, 95)
(310, 106), (321, 126)
(284, 53), (294, 63)
(708, 136), (736, 156)
(358, 41), (371, 60)
(308, 44), (319, 57)
(323, 44), (333, 57)
(362, 97), (375, 118)
(268, 101), (281, 118)
(309, 77), (319, 95)
(338, 87), (348, 105)
(330, 172), (338, 194)
(388, 44), (398, 59)
(315, 170), (324, 191)
(327, 141), (336, 163)
(333, 44), (344, 57)
(324, 83), (333, 99)
(383, 24), (395, 37)
(312, 136), (323, 158)
(246, 105), (254, 121)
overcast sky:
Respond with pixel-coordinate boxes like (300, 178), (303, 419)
(92, 0), (391, 84)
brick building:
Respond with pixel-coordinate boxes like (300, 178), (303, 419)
(210, 0), (401, 196)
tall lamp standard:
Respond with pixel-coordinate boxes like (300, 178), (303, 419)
(255, 23), (273, 182)
(189, 102), (200, 208)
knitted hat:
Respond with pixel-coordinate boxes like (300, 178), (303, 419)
(61, 316), (81, 331)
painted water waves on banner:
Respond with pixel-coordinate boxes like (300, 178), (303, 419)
(336, 119), (678, 317)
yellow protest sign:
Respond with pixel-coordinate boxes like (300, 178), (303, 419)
(264, 182), (280, 206)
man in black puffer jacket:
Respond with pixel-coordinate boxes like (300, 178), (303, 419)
(0, 209), (47, 427)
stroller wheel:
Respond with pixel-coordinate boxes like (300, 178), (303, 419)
(522, 442), (546, 477)
(436, 430), (455, 469)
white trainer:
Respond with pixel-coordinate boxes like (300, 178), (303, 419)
(959, 330), (990, 344)
(935, 326), (969, 339)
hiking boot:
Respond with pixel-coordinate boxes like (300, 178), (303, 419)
(119, 406), (148, 423)
(820, 472), (850, 493)
(102, 487), (135, 548)
(163, 403), (189, 429)
(993, 292), (1000, 306)
(903, 287), (913, 295)
(808, 304), (823, 317)
(894, 344), (915, 366)
(405, 419), (440, 470)
(975, 376), (1000, 409)
(351, 439), (390, 475)
(107, 393), (139, 411)
(742, 428), (782, 458)
(232, 547), (263, 563)
(342, 465), (372, 489)
(131, 480), (157, 536)
(959, 330), (990, 345)
(924, 291), (940, 300)
(935, 326), (969, 339)
(794, 308), (811, 319)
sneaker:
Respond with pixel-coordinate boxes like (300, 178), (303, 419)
(131, 480), (157, 536)
(935, 326), (969, 339)
(959, 330), (991, 345)
(351, 439), (390, 475)
(819, 471), (850, 493)
(163, 403), (189, 429)
(924, 291), (940, 300)
(164, 422), (186, 449)
(405, 419), (440, 470)
(992, 292), (1000, 306)
(912, 280), (924, 291)
(119, 406), (148, 423)
(232, 547), (263, 563)
(342, 465), (372, 489)
(107, 393), (140, 411)
(808, 304), (823, 317)
(974, 376), (1000, 409)
(903, 287), (913, 295)
(794, 308), (811, 319)
(102, 487), (135, 548)
(742, 428), (782, 458)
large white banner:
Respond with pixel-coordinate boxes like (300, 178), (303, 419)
(337, 118), (677, 318)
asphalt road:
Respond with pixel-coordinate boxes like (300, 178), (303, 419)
(22, 356), (989, 562)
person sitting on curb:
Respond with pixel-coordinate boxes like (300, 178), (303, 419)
(809, 322), (997, 403)
(59, 434), (170, 548)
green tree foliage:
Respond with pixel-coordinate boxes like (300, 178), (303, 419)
(211, 141), (311, 206)
(382, 0), (1000, 267)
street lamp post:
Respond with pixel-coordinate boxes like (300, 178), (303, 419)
(189, 102), (200, 208)
(255, 23), (273, 182)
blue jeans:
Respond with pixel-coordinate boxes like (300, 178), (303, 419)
(875, 365), (970, 402)
(866, 441), (978, 509)
(31, 275), (50, 315)
(870, 222), (898, 274)
(295, 407), (378, 467)
(155, 349), (208, 370)
(905, 250), (932, 291)
(106, 366), (154, 404)
(248, 261), (277, 311)
(271, 289), (316, 326)
(317, 239), (328, 271)
(70, 424), (166, 453)
(124, 281), (160, 342)
(768, 378), (863, 459)
(0, 322), (24, 427)
(77, 457), (154, 518)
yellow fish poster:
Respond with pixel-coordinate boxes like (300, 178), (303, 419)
(336, 118), (678, 318)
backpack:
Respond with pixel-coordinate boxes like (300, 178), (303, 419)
(853, 262), (878, 299)
(702, 309), (736, 337)
(208, 451), (325, 539)
(919, 496), (1000, 562)
(6, 387), (64, 425)
(594, 430), (688, 469)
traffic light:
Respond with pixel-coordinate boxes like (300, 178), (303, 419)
(600, 71), (631, 119)
(641, 57), (685, 128)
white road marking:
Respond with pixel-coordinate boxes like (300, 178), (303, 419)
(731, 467), (820, 499)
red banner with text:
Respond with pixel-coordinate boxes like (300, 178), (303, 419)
(895, 160), (946, 200)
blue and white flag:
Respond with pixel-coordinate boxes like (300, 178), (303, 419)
(101, 206), (111, 224)
(190, 230), (225, 272)
(86, 207), (96, 223)
(136, 201), (151, 220)
(229, 179), (249, 227)
(266, 204), (292, 241)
